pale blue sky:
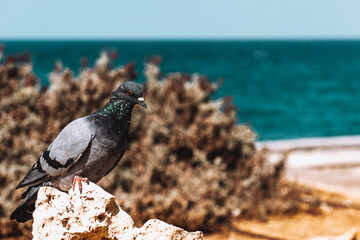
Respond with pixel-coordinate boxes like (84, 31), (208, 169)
(1, 0), (360, 39)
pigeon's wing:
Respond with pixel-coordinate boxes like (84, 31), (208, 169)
(104, 140), (126, 176)
(16, 117), (95, 189)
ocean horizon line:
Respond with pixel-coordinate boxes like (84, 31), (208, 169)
(2, 37), (360, 42)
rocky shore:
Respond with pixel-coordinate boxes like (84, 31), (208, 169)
(258, 135), (360, 199)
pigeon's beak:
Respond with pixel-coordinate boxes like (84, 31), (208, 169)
(137, 97), (147, 109)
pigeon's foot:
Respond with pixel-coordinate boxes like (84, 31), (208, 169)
(72, 176), (89, 193)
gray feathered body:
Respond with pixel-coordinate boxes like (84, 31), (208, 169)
(51, 114), (128, 191)
(11, 82), (146, 222)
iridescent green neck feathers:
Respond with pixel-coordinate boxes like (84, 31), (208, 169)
(97, 99), (134, 123)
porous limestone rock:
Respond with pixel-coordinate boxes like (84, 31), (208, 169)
(32, 182), (203, 240)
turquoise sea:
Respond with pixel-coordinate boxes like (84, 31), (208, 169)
(1, 40), (360, 140)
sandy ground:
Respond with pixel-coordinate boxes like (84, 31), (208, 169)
(206, 207), (360, 240)
(205, 136), (360, 240)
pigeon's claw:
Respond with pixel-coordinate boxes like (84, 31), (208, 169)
(72, 175), (89, 193)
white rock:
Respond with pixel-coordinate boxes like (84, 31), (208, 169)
(32, 182), (203, 240)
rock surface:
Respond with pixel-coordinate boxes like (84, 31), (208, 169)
(32, 182), (203, 240)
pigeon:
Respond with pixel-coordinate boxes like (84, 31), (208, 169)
(10, 81), (147, 222)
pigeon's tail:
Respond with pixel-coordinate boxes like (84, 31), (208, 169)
(10, 185), (41, 222)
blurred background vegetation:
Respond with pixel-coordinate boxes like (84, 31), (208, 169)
(0, 48), (318, 238)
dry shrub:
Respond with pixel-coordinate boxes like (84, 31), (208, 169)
(0, 49), (311, 237)
(103, 62), (307, 231)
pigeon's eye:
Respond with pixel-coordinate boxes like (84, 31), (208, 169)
(126, 90), (133, 96)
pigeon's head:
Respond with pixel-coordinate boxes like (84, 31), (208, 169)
(112, 82), (147, 108)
